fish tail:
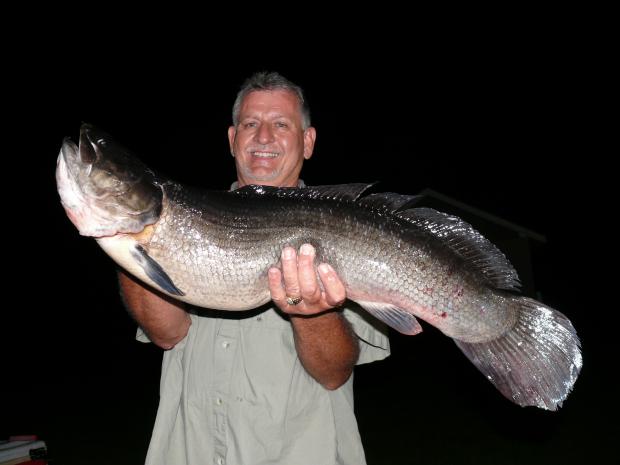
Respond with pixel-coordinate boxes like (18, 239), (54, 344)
(454, 297), (582, 410)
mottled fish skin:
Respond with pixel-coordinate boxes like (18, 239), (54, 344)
(56, 124), (582, 410)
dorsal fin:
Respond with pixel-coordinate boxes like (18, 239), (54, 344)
(397, 207), (521, 292)
(234, 183), (375, 202)
(357, 192), (423, 214)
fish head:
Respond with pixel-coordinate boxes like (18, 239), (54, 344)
(56, 123), (162, 237)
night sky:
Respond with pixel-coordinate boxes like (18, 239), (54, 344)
(2, 32), (609, 464)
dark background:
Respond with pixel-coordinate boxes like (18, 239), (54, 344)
(1, 21), (610, 465)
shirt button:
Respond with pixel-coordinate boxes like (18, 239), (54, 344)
(217, 457), (224, 465)
(257, 316), (263, 321)
(221, 341), (230, 349)
(216, 398), (223, 405)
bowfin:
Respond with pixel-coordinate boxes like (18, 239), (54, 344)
(454, 297), (582, 410)
(130, 245), (185, 296)
(397, 207), (522, 292)
(355, 300), (423, 335)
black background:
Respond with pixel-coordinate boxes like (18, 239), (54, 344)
(1, 17), (611, 465)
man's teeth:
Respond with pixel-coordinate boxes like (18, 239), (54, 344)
(252, 151), (279, 158)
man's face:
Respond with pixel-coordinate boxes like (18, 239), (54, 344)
(228, 89), (316, 187)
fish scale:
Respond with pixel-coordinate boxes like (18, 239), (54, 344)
(56, 123), (582, 410)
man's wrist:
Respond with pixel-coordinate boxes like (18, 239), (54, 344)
(288, 307), (341, 320)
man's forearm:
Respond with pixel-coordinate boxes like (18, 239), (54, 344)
(290, 310), (359, 390)
(119, 271), (191, 349)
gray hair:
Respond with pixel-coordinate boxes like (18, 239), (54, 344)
(232, 71), (311, 130)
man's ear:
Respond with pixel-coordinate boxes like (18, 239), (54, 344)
(303, 127), (317, 160)
(227, 126), (236, 157)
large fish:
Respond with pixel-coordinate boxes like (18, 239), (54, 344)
(56, 124), (581, 410)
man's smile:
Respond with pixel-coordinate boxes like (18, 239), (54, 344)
(251, 150), (280, 158)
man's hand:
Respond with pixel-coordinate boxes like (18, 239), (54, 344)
(268, 243), (346, 316)
(268, 243), (357, 390)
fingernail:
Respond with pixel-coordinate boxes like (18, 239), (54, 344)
(300, 244), (314, 255)
(283, 247), (294, 259)
(319, 263), (331, 274)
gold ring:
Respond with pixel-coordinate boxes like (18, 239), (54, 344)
(286, 296), (303, 306)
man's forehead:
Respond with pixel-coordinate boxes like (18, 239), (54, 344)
(240, 89), (301, 116)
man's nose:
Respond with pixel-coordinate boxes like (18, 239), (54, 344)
(255, 124), (274, 145)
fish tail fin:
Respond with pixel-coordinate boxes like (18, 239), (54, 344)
(454, 297), (582, 410)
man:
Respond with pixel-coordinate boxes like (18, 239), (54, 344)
(120, 71), (390, 465)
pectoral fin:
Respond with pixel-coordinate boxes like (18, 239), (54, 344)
(130, 245), (185, 296)
(355, 300), (423, 335)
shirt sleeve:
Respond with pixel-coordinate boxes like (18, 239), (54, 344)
(136, 326), (151, 343)
(342, 304), (390, 365)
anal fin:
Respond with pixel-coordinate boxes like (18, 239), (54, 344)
(355, 300), (422, 335)
(130, 245), (185, 296)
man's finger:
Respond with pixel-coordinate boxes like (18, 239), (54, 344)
(298, 244), (322, 304)
(318, 263), (346, 307)
(281, 246), (301, 297)
(268, 267), (289, 307)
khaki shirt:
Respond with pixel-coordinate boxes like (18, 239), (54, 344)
(138, 306), (389, 465)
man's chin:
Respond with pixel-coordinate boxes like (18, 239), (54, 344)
(242, 168), (282, 184)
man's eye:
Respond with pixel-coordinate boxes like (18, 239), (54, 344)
(275, 122), (288, 128)
(243, 122), (257, 129)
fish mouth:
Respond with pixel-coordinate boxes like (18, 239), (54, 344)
(56, 124), (163, 237)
